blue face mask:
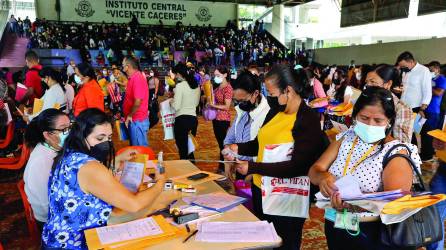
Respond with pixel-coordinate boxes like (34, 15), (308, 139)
(74, 75), (82, 85)
(214, 76), (223, 84)
(58, 131), (69, 148)
(353, 120), (387, 143)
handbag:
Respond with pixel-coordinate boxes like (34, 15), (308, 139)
(203, 107), (217, 121)
(380, 143), (442, 248)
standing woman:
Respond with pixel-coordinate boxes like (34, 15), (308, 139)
(42, 109), (166, 249)
(309, 87), (421, 250)
(72, 63), (104, 117)
(208, 65), (233, 172)
(27, 67), (67, 121)
(226, 65), (328, 249)
(170, 63), (200, 160)
(147, 68), (160, 101)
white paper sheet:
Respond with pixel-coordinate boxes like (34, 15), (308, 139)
(315, 175), (363, 200)
(96, 217), (163, 245)
(182, 192), (245, 212)
(120, 161), (145, 193)
(195, 221), (280, 243)
(331, 120), (348, 133)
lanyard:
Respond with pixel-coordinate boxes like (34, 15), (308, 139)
(343, 137), (378, 176)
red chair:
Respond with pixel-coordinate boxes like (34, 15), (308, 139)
(0, 144), (24, 165)
(17, 180), (40, 245)
(0, 145), (30, 170)
(0, 121), (14, 149)
(116, 146), (156, 160)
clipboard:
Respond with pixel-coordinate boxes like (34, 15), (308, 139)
(85, 215), (181, 250)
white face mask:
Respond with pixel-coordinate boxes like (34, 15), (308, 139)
(74, 75), (82, 85)
(353, 120), (388, 143)
(355, 72), (362, 81)
(214, 76), (223, 84)
(149, 72), (154, 77)
(431, 72), (437, 79)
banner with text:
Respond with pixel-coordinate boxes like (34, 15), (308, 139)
(37, 0), (237, 27)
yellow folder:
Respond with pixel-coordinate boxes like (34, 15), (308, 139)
(32, 98), (43, 114)
(428, 129), (446, 162)
(85, 215), (181, 250)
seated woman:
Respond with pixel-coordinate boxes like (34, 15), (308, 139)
(328, 69), (353, 105)
(23, 109), (70, 232)
(309, 86), (422, 250)
(42, 108), (166, 249)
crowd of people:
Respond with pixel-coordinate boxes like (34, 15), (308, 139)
(1, 19), (446, 250)
(19, 17), (305, 68)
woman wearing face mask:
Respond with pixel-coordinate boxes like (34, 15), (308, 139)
(328, 69), (353, 105)
(72, 63), (104, 117)
(26, 67), (67, 122)
(42, 108), (166, 249)
(147, 68), (159, 102)
(365, 64), (413, 143)
(309, 87), (421, 250)
(208, 65), (233, 173)
(24, 109), (70, 233)
(226, 65), (328, 249)
(170, 63), (200, 160)
(223, 71), (270, 179)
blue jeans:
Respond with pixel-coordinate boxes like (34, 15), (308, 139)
(128, 118), (150, 146)
(427, 163), (446, 250)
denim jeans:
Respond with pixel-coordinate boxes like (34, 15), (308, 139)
(128, 118), (150, 146)
(427, 163), (446, 250)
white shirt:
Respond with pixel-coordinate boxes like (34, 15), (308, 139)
(24, 143), (58, 222)
(401, 63), (432, 109)
(29, 84), (67, 120)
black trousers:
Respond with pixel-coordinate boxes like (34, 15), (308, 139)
(325, 220), (416, 250)
(212, 120), (230, 171)
(174, 115), (198, 160)
(252, 184), (306, 250)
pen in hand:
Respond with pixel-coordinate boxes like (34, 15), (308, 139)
(182, 229), (198, 243)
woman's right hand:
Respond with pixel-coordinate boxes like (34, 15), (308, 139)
(319, 173), (338, 198)
(222, 144), (238, 161)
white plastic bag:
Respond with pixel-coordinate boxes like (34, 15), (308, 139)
(261, 142), (310, 218)
(160, 99), (175, 140)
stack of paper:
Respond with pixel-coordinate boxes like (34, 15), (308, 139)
(315, 175), (405, 201)
(182, 192), (246, 212)
(195, 221), (280, 243)
(85, 215), (185, 249)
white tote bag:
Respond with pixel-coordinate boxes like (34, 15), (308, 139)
(261, 142), (310, 218)
(160, 99), (175, 140)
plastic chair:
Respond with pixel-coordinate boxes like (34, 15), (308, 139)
(0, 144), (24, 165)
(0, 121), (14, 149)
(116, 146), (156, 160)
(17, 180), (41, 245)
(0, 144), (30, 170)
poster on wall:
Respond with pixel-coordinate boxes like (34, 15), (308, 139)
(38, 0), (237, 27)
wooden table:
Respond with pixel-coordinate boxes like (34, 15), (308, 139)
(108, 160), (282, 250)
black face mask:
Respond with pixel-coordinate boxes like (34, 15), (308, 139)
(267, 96), (286, 112)
(238, 100), (256, 112)
(333, 79), (341, 85)
(89, 141), (113, 165)
(400, 67), (411, 73)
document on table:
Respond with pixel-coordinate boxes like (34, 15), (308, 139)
(96, 217), (163, 245)
(120, 161), (145, 193)
(182, 192), (246, 212)
(315, 175), (404, 201)
(195, 221), (280, 242)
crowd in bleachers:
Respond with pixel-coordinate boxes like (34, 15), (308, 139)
(23, 17), (301, 67)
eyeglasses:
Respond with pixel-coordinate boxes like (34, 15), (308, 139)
(49, 124), (72, 135)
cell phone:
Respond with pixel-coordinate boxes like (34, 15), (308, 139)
(187, 173), (209, 181)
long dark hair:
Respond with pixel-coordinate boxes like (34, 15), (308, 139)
(374, 64), (401, 88)
(232, 71), (260, 94)
(39, 66), (66, 93)
(25, 109), (68, 148)
(333, 69), (348, 102)
(172, 62), (198, 89)
(264, 64), (312, 98)
(52, 108), (114, 172)
(353, 86), (396, 153)
(76, 62), (96, 80)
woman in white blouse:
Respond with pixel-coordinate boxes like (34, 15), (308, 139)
(309, 86), (421, 250)
(27, 67), (67, 121)
(23, 109), (70, 232)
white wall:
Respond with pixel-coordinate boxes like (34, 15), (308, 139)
(314, 37), (446, 65)
(35, 0), (237, 27)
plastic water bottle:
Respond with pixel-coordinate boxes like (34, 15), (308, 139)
(157, 151), (165, 174)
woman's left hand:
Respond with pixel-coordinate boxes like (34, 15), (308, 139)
(330, 192), (349, 211)
(235, 160), (249, 175)
(115, 149), (138, 164)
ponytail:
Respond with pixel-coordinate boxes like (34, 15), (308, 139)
(24, 108), (67, 148)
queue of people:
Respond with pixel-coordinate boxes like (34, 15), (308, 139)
(2, 46), (446, 250)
